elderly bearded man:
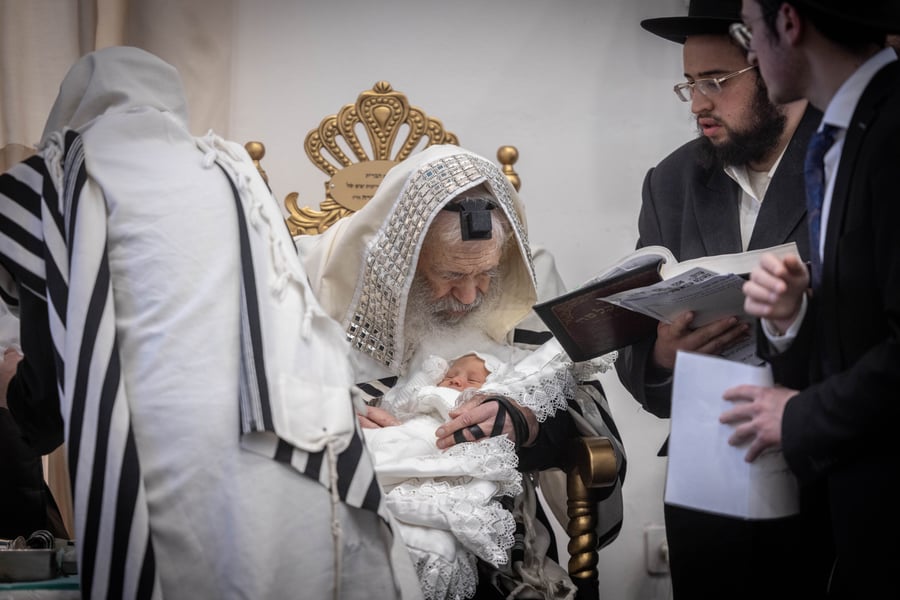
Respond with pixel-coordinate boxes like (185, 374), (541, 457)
(613, 0), (831, 598)
(298, 144), (626, 599)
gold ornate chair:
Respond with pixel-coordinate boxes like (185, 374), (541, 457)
(245, 81), (522, 235)
(244, 81), (618, 600)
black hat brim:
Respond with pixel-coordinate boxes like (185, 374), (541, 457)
(792, 0), (900, 32)
(640, 16), (738, 44)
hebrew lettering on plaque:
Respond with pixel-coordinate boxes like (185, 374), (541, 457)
(328, 160), (395, 211)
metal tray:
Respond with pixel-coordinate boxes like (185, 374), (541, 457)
(0, 548), (60, 582)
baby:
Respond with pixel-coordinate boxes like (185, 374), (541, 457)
(363, 351), (521, 600)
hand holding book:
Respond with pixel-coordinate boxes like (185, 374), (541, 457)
(533, 242), (801, 362)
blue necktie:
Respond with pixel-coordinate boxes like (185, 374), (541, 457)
(804, 124), (838, 288)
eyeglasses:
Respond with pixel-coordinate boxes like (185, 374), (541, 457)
(730, 22), (753, 51)
(673, 65), (757, 102)
(730, 11), (778, 52)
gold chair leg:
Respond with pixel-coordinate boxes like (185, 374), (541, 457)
(566, 436), (617, 599)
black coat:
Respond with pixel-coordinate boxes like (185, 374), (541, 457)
(764, 59), (900, 597)
(616, 105), (820, 418)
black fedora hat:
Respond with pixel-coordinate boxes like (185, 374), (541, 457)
(641, 0), (742, 44)
(791, 0), (900, 32)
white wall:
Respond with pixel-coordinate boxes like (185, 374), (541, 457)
(228, 1), (695, 598)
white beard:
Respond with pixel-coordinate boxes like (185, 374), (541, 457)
(402, 275), (505, 375)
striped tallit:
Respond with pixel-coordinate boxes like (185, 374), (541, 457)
(1, 46), (420, 600)
(1, 133), (161, 598)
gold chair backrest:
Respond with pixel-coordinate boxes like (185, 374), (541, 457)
(244, 81), (520, 236)
(243, 84), (618, 590)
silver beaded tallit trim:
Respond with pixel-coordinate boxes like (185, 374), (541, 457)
(346, 152), (534, 371)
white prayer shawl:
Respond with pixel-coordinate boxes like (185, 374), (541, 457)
(0, 47), (420, 600)
(299, 144), (538, 377)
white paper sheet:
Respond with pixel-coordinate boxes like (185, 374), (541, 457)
(664, 351), (799, 519)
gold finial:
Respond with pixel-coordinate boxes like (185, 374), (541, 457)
(497, 145), (520, 191)
(244, 141), (268, 185)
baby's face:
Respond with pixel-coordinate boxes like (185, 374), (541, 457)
(439, 354), (489, 390)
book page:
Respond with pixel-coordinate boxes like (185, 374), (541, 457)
(665, 351), (799, 519)
(661, 241), (799, 279)
(602, 269), (763, 364)
(582, 245), (676, 287)
(602, 268), (747, 327)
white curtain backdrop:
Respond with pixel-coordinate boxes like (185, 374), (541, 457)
(1, 0), (233, 165)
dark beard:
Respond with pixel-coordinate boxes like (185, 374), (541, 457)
(697, 76), (787, 169)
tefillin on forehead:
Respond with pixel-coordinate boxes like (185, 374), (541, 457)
(442, 188), (497, 241)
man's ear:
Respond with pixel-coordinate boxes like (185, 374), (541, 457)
(779, 2), (804, 46)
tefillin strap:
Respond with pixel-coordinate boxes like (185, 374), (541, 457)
(443, 196), (496, 240)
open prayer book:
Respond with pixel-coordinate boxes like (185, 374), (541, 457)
(533, 242), (800, 362)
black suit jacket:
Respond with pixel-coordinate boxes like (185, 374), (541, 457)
(765, 60), (900, 594)
(615, 106), (820, 419)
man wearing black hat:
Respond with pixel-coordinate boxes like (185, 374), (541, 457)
(721, 1), (900, 597)
(614, 0), (830, 598)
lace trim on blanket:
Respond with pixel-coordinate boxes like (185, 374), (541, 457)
(444, 435), (522, 495)
(388, 486), (516, 567)
(387, 460), (519, 566)
(483, 358), (573, 423)
(410, 546), (478, 600)
(486, 350), (620, 422)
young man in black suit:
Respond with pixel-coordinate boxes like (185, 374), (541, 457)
(615, 0), (830, 597)
(722, 1), (900, 597)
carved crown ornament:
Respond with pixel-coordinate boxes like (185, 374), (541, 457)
(244, 81), (520, 236)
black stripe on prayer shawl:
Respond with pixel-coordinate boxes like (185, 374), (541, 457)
(68, 173), (120, 598)
(512, 328), (554, 347)
(0, 191), (43, 256)
(63, 132), (85, 263)
(274, 438), (294, 463)
(111, 426), (154, 600)
(336, 433), (364, 499)
(41, 163), (68, 337)
(42, 168), (67, 393)
(355, 381), (386, 398)
(336, 432), (382, 513)
(362, 476), (382, 512)
(304, 448), (323, 480)
(223, 169), (275, 432)
(354, 376), (399, 404)
(0, 162), (43, 218)
(0, 168), (46, 296)
(62, 151), (90, 487)
(341, 430), (382, 510)
(137, 538), (157, 600)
